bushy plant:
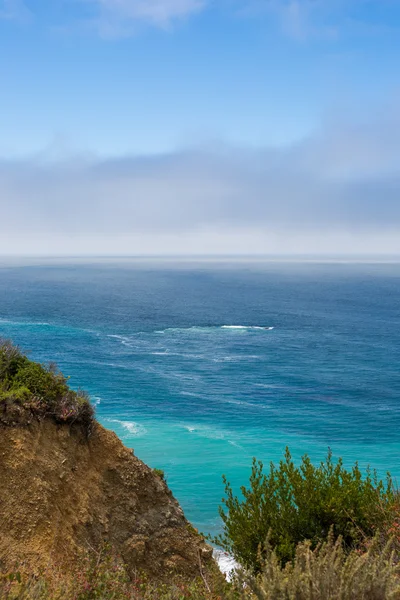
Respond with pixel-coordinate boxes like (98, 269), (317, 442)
(0, 339), (27, 381)
(232, 532), (400, 600)
(214, 448), (395, 569)
(12, 361), (68, 403)
(0, 338), (94, 431)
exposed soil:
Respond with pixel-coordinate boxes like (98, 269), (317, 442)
(0, 419), (213, 581)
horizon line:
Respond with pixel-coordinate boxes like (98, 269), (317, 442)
(1, 254), (400, 264)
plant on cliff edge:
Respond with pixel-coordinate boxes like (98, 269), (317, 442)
(0, 338), (94, 430)
(214, 447), (395, 570)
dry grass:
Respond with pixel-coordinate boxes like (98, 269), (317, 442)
(2, 534), (400, 600)
(233, 532), (400, 600)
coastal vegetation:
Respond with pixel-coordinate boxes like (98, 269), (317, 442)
(214, 448), (396, 569)
(0, 339), (94, 431)
(1, 339), (400, 598)
(233, 532), (400, 599)
(2, 533), (400, 599)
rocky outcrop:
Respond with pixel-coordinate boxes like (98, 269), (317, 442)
(0, 419), (213, 581)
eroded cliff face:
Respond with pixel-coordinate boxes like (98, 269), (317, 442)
(0, 419), (213, 580)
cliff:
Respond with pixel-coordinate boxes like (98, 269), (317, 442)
(0, 418), (213, 581)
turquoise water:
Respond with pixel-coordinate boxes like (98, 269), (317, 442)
(0, 260), (399, 535)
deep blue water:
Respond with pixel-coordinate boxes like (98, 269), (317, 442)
(0, 259), (399, 535)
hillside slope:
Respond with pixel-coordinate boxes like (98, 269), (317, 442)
(0, 418), (213, 581)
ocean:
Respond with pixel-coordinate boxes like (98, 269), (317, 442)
(0, 259), (399, 536)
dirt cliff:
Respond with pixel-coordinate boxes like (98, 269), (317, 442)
(0, 419), (213, 581)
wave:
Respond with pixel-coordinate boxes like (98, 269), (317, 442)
(154, 325), (274, 334)
(180, 423), (244, 450)
(179, 391), (204, 398)
(220, 397), (267, 409)
(221, 325), (274, 331)
(212, 354), (263, 363)
(107, 334), (133, 346)
(104, 418), (147, 437)
(0, 319), (99, 338)
(182, 424), (225, 440)
(253, 382), (282, 388)
(213, 549), (239, 581)
(0, 318), (51, 327)
(107, 326), (274, 342)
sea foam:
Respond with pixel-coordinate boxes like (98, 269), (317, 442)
(104, 418), (147, 437)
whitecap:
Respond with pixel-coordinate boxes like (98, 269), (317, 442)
(180, 423), (243, 447)
(253, 382), (281, 389)
(155, 326), (211, 334)
(212, 355), (261, 363)
(0, 318), (51, 326)
(152, 325), (274, 335)
(221, 325), (274, 331)
(213, 549), (239, 581)
(181, 424), (223, 439)
(104, 418), (146, 437)
(220, 398), (262, 409)
(107, 334), (133, 345)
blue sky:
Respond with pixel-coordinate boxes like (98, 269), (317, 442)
(1, 0), (400, 255)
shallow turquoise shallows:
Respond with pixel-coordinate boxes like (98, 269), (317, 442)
(1, 260), (399, 536)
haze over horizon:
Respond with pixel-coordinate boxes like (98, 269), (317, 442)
(1, 0), (400, 256)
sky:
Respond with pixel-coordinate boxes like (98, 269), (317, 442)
(1, 0), (400, 256)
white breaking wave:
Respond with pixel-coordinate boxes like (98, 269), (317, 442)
(107, 334), (134, 346)
(0, 318), (51, 326)
(109, 326), (274, 337)
(213, 549), (239, 581)
(150, 351), (207, 360)
(105, 418), (147, 437)
(221, 325), (274, 330)
(181, 424), (244, 450)
(155, 326), (212, 334)
(182, 424), (225, 439)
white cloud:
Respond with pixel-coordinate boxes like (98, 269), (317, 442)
(1, 109), (400, 256)
(87, 0), (207, 33)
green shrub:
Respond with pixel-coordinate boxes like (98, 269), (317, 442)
(214, 448), (395, 569)
(233, 533), (400, 600)
(0, 339), (27, 381)
(12, 361), (68, 403)
(0, 338), (94, 431)
(153, 468), (166, 481)
(0, 386), (31, 404)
